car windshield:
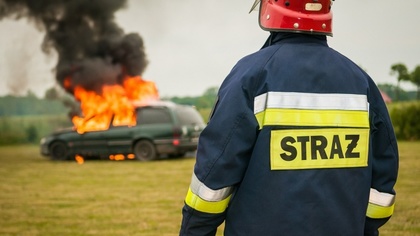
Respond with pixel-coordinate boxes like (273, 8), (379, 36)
(175, 106), (204, 125)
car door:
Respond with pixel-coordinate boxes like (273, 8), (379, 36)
(79, 130), (109, 157)
(103, 124), (134, 155)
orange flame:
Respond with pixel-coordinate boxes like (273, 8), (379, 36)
(75, 155), (85, 164)
(109, 154), (125, 161)
(64, 77), (72, 89)
(71, 75), (159, 134)
(124, 75), (159, 101)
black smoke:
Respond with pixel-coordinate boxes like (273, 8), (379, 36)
(0, 0), (148, 94)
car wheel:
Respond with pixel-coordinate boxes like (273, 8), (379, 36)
(49, 141), (69, 161)
(134, 140), (157, 161)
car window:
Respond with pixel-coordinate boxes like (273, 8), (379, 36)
(175, 106), (204, 125)
(137, 107), (172, 124)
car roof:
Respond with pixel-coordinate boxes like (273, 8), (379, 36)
(131, 100), (177, 108)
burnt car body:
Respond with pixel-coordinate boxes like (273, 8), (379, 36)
(40, 101), (205, 161)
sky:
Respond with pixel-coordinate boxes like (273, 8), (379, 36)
(0, 0), (419, 98)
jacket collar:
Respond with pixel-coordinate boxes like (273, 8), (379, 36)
(261, 32), (328, 49)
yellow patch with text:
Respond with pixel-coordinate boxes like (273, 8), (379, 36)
(270, 128), (369, 170)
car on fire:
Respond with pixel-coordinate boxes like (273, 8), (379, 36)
(40, 101), (205, 161)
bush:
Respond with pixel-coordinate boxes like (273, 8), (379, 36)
(26, 125), (38, 143)
(389, 101), (420, 140)
(0, 115), (72, 145)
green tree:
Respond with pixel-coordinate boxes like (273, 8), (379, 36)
(410, 65), (420, 100)
(390, 63), (410, 101)
(169, 87), (219, 110)
(202, 87), (218, 98)
(377, 83), (415, 101)
(197, 87), (218, 109)
(26, 125), (38, 143)
(44, 87), (59, 100)
(26, 90), (38, 99)
(170, 96), (198, 106)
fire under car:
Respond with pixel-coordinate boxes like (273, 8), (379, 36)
(40, 101), (205, 161)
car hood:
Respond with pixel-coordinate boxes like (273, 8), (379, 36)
(51, 127), (76, 135)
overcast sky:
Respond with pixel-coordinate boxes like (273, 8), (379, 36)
(0, 0), (419, 98)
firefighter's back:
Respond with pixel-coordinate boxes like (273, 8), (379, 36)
(224, 33), (372, 236)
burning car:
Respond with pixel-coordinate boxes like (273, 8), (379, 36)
(40, 101), (205, 161)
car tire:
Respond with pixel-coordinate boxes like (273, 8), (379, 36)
(49, 141), (70, 161)
(134, 140), (157, 161)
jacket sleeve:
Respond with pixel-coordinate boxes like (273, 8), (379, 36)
(179, 62), (260, 235)
(364, 80), (399, 235)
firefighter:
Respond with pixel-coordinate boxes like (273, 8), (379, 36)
(180, 0), (398, 235)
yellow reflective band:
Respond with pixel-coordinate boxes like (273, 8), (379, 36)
(366, 202), (395, 219)
(185, 187), (231, 214)
(270, 128), (369, 170)
(256, 108), (369, 129)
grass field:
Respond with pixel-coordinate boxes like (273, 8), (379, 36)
(0, 142), (419, 236)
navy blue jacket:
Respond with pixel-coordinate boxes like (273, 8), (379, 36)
(180, 33), (398, 236)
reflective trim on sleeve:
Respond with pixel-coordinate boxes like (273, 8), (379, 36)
(185, 187), (232, 214)
(189, 173), (233, 202)
(254, 92), (369, 129)
(184, 173), (233, 214)
(366, 188), (396, 219)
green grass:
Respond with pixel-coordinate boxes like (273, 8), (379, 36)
(380, 141), (420, 235)
(0, 142), (419, 235)
(0, 145), (194, 236)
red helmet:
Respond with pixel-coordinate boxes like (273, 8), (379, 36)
(250, 0), (333, 36)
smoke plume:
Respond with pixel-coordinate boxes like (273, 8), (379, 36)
(0, 0), (148, 94)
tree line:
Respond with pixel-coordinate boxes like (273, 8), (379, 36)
(0, 84), (418, 118)
(390, 63), (420, 100)
(0, 87), (219, 117)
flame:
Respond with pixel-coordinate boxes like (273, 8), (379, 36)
(109, 154), (135, 161)
(109, 154), (125, 161)
(124, 75), (159, 101)
(64, 77), (72, 89)
(71, 75), (159, 134)
(75, 155), (84, 164)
